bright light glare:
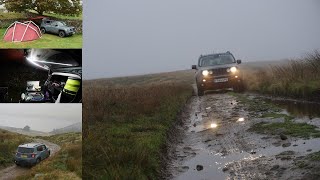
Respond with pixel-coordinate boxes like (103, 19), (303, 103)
(210, 123), (218, 128)
(26, 57), (48, 70)
(238, 117), (245, 122)
(32, 59), (73, 66)
(202, 70), (209, 76)
(230, 67), (237, 73)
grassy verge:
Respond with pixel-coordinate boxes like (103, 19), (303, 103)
(0, 28), (82, 48)
(232, 93), (320, 138)
(260, 113), (294, 121)
(249, 122), (320, 138)
(83, 82), (193, 179)
(16, 133), (82, 179)
(243, 51), (320, 100)
(0, 130), (33, 170)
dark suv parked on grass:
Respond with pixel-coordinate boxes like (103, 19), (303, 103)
(192, 51), (244, 96)
(40, 19), (75, 38)
(14, 143), (50, 166)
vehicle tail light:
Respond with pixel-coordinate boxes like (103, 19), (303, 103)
(31, 154), (36, 158)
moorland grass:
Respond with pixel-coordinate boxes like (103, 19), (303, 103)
(83, 83), (193, 179)
(243, 51), (320, 100)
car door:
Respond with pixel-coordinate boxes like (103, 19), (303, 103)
(51, 21), (60, 34)
(43, 145), (50, 158)
(36, 146), (44, 160)
(45, 21), (53, 33)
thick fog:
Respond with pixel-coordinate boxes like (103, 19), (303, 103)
(84, 0), (320, 79)
(0, 104), (82, 132)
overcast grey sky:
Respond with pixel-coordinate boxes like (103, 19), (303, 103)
(84, 0), (320, 79)
(0, 104), (82, 132)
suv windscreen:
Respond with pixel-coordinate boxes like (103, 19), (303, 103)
(56, 21), (66, 26)
(18, 147), (34, 153)
(199, 54), (235, 67)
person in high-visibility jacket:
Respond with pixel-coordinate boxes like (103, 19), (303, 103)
(56, 77), (81, 103)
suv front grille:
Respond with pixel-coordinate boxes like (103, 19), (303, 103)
(211, 68), (228, 76)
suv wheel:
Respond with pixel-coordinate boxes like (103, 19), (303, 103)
(197, 85), (204, 96)
(36, 158), (41, 164)
(40, 28), (46, 34)
(234, 82), (245, 93)
(59, 31), (66, 38)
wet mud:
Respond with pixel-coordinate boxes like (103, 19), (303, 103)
(167, 91), (320, 180)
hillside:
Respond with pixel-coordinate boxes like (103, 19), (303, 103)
(0, 126), (49, 137)
(51, 122), (82, 135)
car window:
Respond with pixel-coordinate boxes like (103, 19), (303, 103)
(42, 145), (47, 150)
(17, 147), (34, 153)
(57, 21), (66, 26)
(199, 54), (235, 67)
(37, 146), (43, 151)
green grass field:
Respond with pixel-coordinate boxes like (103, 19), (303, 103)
(0, 28), (82, 48)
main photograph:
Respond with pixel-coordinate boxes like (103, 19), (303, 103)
(82, 0), (320, 179)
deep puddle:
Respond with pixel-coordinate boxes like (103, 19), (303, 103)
(262, 97), (320, 119)
(175, 138), (320, 180)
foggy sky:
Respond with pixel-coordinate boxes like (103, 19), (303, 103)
(0, 104), (82, 132)
(84, 0), (320, 79)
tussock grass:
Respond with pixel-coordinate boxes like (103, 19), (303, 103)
(244, 50), (320, 100)
(249, 121), (320, 138)
(83, 79), (193, 179)
(0, 130), (32, 169)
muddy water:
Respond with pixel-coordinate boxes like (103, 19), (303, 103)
(168, 93), (320, 180)
(260, 96), (320, 118)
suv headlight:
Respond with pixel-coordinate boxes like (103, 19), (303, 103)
(202, 70), (209, 76)
(230, 67), (237, 73)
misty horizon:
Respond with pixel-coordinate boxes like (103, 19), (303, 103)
(0, 104), (82, 132)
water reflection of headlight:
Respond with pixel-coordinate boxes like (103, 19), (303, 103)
(210, 123), (218, 128)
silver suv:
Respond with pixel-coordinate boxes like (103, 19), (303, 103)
(40, 19), (76, 38)
(14, 143), (50, 166)
(192, 51), (244, 96)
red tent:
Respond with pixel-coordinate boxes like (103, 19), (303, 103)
(3, 21), (42, 42)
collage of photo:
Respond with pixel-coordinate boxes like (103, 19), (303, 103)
(2, 0), (320, 180)
(0, 0), (82, 179)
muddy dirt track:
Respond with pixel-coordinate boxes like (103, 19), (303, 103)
(167, 92), (320, 180)
(0, 139), (60, 180)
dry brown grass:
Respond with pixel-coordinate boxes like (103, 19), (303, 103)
(243, 50), (320, 100)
